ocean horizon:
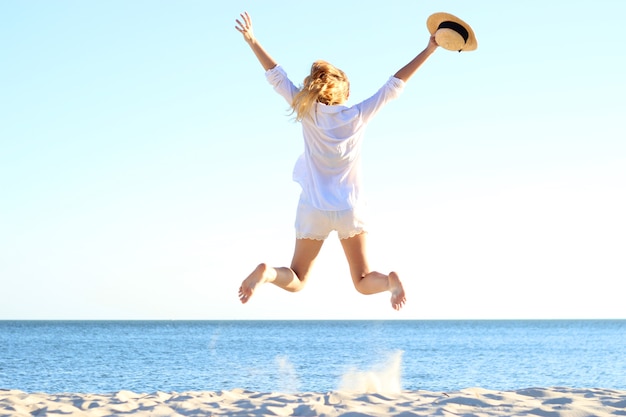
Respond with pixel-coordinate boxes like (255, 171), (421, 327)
(1, 319), (625, 394)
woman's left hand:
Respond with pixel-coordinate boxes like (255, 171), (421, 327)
(235, 11), (255, 43)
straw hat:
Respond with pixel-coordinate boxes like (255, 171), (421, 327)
(427, 12), (477, 52)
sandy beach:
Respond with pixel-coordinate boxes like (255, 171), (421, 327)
(2, 387), (625, 416)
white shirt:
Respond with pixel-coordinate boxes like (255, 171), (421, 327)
(266, 65), (405, 211)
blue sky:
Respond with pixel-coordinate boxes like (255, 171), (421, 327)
(1, 0), (624, 320)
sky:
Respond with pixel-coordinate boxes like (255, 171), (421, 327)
(1, 0), (624, 320)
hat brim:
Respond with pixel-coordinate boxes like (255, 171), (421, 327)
(427, 12), (477, 52)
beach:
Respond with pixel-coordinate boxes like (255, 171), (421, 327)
(3, 321), (625, 415)
(2, 387), (626, 416)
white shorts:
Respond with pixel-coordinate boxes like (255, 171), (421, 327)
(295, 196), (368, 240)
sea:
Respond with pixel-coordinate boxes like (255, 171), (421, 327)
(1, 320), (625, 394)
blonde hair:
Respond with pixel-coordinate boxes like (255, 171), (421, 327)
(291, 60), (350, 121)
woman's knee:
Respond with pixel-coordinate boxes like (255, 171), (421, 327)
(349, 271), (368, 294)
(290, 267), (311, 290)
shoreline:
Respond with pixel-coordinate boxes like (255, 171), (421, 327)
(2, 387), (626, 416)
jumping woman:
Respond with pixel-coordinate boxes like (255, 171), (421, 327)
(235, 11), (439, 310)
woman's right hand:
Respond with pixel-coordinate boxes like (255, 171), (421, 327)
(427, 34), (439, 51)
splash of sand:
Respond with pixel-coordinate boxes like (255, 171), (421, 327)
(275, 355), (300, 393)
(338, 350), (403, 394)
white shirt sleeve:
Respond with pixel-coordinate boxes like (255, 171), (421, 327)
(265, 65), (300, 104)
(356, 76), (406, 122)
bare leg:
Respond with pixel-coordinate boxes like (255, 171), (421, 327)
(340, 232), (406, 310)
(238, 238), (324, 304)
(238, 263), (297, 304)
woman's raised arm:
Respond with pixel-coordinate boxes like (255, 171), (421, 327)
(393, 35), (439, 82)
(235, 12), (278, 71)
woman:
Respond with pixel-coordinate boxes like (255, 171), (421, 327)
(235, 11), (438, 310)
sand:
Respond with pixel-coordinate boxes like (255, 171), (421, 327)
(1, 387), (625, 416)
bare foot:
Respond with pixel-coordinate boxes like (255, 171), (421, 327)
(388, 272), (406, 311)
(238, 263), (275, 304)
